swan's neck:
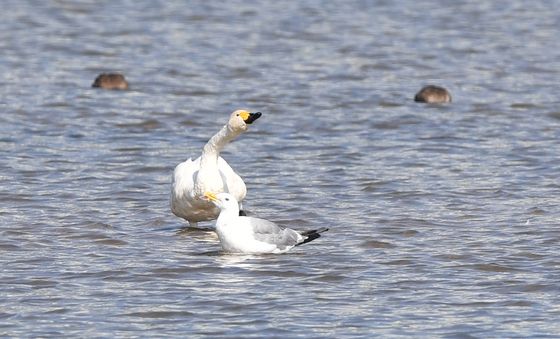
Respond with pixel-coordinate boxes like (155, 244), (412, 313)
(193, 125), (241, 196)
(200, 125), (239, 166)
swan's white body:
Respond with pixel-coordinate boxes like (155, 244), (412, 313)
(171, 110), (261, 227)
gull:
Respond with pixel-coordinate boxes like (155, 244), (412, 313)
(204, 192), (328, 254)
(171, 110), (261, 227)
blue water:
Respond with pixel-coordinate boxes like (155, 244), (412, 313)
(1, 1), (560, 337)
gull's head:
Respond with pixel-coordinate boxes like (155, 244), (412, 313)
(228, 109), (262, 132)
(203, 192), (239, 211)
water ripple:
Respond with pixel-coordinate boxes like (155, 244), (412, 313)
(1, 0), (560, 337)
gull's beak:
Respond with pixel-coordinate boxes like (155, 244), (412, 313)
(243, 112), (262, 124)
(204, 192), (218, 203)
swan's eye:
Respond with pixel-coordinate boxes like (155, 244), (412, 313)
(225, 197), (230, 201)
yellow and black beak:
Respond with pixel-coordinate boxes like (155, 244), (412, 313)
(240, 111), (262, 124)
(204, 192), (218, 203)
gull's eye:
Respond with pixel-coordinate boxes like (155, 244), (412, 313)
(225, 197), (230, 201)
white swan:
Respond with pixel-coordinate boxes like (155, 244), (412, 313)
(204, 192), (328, 254)
(171, 109), (262, 227)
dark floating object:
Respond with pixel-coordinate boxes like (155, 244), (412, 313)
(414, 85), (451, 103)
(92, 73), (129, 90)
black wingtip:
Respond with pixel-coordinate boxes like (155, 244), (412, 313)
(296, 228), (329, 246)
(239, 210), (247, 216)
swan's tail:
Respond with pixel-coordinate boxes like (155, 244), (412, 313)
(297, 227), (329, 246)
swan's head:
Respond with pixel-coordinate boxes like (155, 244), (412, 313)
(228, 110), (262, 132)
(204, 192), (240, 212)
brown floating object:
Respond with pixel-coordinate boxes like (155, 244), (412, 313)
(414, 85), (451, 103)
(92, 73), (129, 90)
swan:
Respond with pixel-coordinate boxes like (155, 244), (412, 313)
(171, 109), (262, 227)
(204, 192), (328, 254)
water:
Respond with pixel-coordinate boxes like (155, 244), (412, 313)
(1, 1), (560, 337)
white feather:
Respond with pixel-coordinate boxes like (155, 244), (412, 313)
(170, 110), (260, 226)
(205, 192), (327, 254)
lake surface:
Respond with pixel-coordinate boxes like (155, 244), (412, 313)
(1, 1), (560, 337)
